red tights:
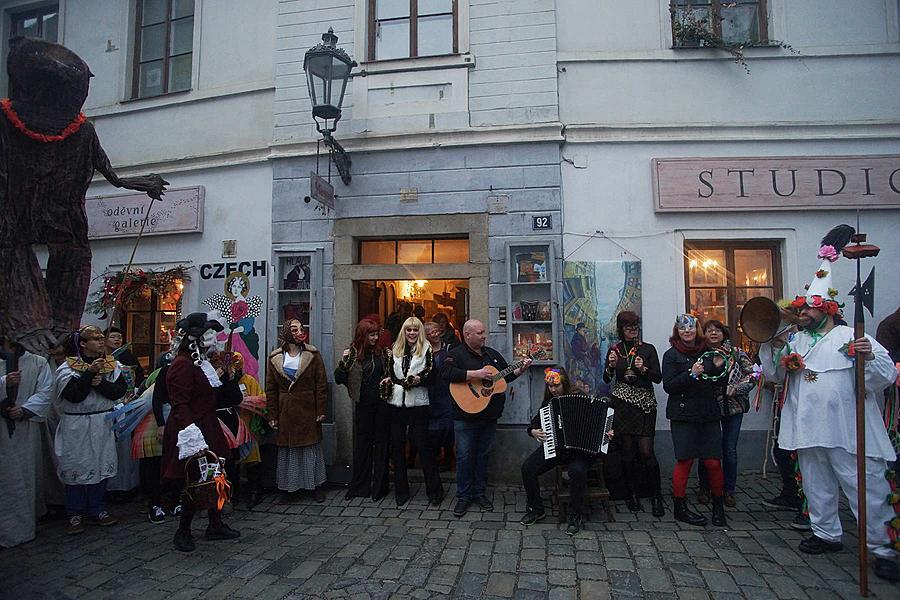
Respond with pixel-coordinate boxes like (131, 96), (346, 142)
(673, 458), (722, 498)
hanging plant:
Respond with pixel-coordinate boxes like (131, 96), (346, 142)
(87, 265), (191, 314)
(670, 3), (797, 74)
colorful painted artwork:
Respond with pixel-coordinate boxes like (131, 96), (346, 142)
(202, 269), (265, 379)
(562, 261), (642, 395)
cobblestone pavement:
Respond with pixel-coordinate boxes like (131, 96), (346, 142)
(3, 472), (897, 600)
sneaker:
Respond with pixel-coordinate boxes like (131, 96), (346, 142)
(873, 557), (900, 582)
(724, 492), (736, 508)
(762, 494), (800, 511)
(89, 511), (118, 527)
(798, 535), (843, 555)
(566, 514), (582, 536)
(66, 515), (85, 536)
(520, 509), (546, 526)
(789, 513), (811, 531)
(477, 495), (493, 511)
(171, 503), (183, 517)
(148, 505), (166, 524)
(453, 499), (471, 517)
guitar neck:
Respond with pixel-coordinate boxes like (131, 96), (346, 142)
(493, 360), (526, 382)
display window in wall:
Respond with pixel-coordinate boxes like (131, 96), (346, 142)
(10, 4), (59, 42)
(369, 0), (458, 61)
(359, 237), (469, 264)
(684, 241), (781, 351)
(118, 282), (183, 370)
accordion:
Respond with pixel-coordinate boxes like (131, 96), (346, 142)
(539, 394), (614, 459)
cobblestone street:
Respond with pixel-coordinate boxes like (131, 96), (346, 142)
(3, 472), (896, 600)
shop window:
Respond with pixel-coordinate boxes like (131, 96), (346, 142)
(369, 0), (457, 61)
(671, 0), (768, 47)
(359, 237), (469, 264)
(119, 282), (183, 371)
(10, 4), (59, 42)
(132, 0), (194, 99)
(684, 241), (781, 351)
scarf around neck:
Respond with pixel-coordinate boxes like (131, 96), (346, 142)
(673, 338), (706, 358)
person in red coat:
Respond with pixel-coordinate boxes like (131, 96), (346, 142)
(161, 313), (241, 552)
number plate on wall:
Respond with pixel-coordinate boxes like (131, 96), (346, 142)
(532, 215), (552, 230)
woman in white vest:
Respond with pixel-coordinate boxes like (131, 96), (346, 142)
(382, 317), (444, 507)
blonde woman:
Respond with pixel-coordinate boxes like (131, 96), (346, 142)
(381, 317), (443, 507)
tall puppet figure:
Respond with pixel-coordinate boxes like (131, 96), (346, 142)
(0, 37), (167, 353)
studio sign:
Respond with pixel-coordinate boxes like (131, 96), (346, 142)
(653, 156), (900, 212)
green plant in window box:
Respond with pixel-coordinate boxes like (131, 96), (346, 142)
(670, 3), (796, 74)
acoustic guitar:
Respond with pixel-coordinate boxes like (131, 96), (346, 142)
(450, 350), (544, 414)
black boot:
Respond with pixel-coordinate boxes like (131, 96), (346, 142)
(673, 497), (707, 526)
(651, 494), (665, 517)
(711, 496), (728, 527)
(626, 494), (643, 512)
(173, 528), (195, 552)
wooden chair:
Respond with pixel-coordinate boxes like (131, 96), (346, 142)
(554, 461), (614, 523)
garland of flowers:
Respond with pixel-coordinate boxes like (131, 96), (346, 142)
(87, 265), (190, 315)
(886, 469), (900, 551)
(791, 452), (809, 518)
(670, 5), (798, 74)
(1, 98), (87, 143)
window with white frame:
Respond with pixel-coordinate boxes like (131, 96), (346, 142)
(368, 0), (457, 61)
(671, 0), (768, 47)
(132, 0), (194, 98)
(10, 4), (59, 42)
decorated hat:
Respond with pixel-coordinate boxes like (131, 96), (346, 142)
(790, 225), (854, 316)
(175, 312), (224, 339)
(177, 424), (208, 460)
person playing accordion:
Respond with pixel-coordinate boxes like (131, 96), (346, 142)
(520, 366), (613, 535)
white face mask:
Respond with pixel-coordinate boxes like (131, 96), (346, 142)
(201, 329), (218, 350)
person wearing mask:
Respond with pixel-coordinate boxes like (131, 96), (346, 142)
(382, 317), (443, 506)
(443, 320), (531, 517)
(662, 314), (728, 527)
(104, 327), (142, 499)
(266, 320), (328, 502)
(55, 326), (127, 535)
(161, 314), (241, 552)
(603, 311), (665, 516)
(335, 318), (390, 501)
(696, 320), (755, 508)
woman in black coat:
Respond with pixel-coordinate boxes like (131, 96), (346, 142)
(662, 314), (727, 527)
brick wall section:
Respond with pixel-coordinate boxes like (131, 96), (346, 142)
(273, 0), (560, 143)
(468, 0), (559, 127)
(272, 142), (561, 423)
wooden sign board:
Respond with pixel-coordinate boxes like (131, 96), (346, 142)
(310, 172), (335, 210)
(653, 155), (900, 212)
(87, 186), (204, 239)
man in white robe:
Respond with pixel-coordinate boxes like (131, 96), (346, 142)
(0, 338), (62, 547)
(762, 303), (899, 582)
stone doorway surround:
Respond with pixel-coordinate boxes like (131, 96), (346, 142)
(331, 213), (489, 469)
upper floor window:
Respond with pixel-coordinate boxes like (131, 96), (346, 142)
(132, 0), (194, 99)
(671, 0), (768, 47)
(368, 0), (457, 61)
(11, 4), (59, 42)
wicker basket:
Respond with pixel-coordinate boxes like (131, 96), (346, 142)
(183, 450), (231, 511)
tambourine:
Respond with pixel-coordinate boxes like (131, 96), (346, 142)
(696, 350), (731, 382)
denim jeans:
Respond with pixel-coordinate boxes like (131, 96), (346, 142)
(66, 481), (107, 517)
(699, 413), (743, 493)
(454, 419), (497, 501)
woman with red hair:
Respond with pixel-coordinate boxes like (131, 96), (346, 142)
(336, 318), (390, 500)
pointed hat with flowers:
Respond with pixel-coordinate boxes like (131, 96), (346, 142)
(790, 225), (855, 316)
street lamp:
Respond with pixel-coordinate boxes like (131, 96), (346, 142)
(304, 28), (356, 185)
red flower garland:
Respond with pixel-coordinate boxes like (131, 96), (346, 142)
(1, 98), (87, 143)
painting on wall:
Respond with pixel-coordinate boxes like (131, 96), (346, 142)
(562, 261), (642, 395)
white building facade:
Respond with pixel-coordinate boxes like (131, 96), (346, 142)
(556, 0), (900, 464)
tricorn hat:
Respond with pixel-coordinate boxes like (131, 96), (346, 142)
(176, 312), (224, 339)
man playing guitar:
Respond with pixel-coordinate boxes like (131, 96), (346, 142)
(442, 320), (531, 517)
